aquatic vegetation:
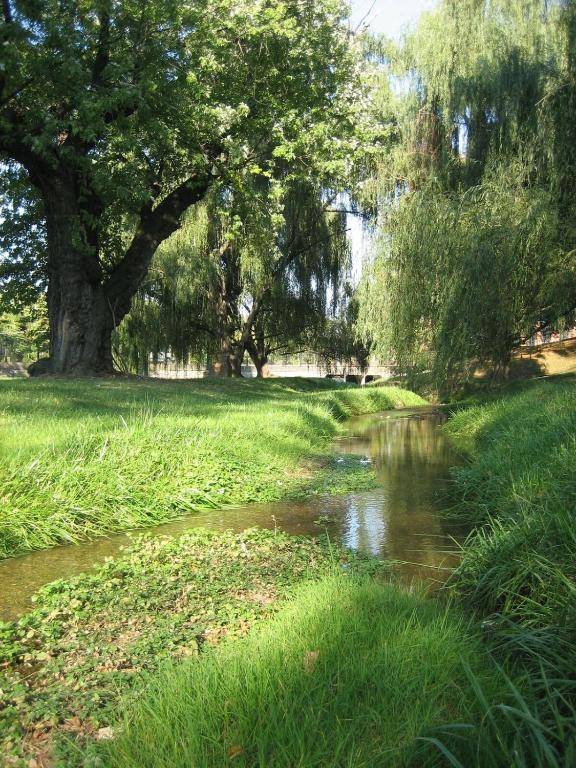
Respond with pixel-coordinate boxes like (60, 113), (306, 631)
(0, 529), (380, 766)
(87, 577), (509, 768)
(0, 378), (424, 558)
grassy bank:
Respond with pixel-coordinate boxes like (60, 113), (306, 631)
(445, 377), (576, 763)
(1, 529), (515, 768)
(0, 529), (383, 766)
(93, 576), (511, 768)
(5, 377), (571, 766)
(0, 377), (424, 558)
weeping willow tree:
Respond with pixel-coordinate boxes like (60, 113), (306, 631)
(316, 288), (371, 375)
(358, 0), (576, 392)
(114, 175), (351, 376)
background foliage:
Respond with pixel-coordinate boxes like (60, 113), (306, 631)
(357, 0), (576, 392)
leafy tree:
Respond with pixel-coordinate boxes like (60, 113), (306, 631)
(0, 0), (359, 375)
(357, 0), (576, 392)
(317, 289), (370, 375)
(114, 176), (351, 376)
(0, 300), (49, 362)
(0, 171), (46, 313)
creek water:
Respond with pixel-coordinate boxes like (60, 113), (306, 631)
(0, 407), (466, 622)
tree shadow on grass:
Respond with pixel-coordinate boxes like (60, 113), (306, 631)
(99, 578), (506, 768)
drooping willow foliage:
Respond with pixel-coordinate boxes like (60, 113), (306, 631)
(358, 0), (576, 392)
(114, 176), (351, 375)
(113, 203), (213, 373)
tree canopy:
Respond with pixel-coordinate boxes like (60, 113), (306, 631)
(357, 0), (576, 392)
(4, 0), (575, 386)
(115, 175), (352, 376)
(0, 0), (362, 374)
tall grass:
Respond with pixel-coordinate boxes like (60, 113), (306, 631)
(92, 576), (509, 768)
(445, 379), (576, 630)
(443, 378), (576, 763)
(0, 378), (424, 558)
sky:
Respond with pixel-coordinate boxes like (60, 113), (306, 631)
(347, 0), (437, 282)
(349, 0), (438, 39)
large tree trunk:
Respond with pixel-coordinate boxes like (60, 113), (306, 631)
(254, 356), (270, 378)
(213, 336), (244, 377)
(28, 169), (211, 377)
(245, 317), (271, 378)
(30, 176), (115, 376)
(211, 261), (246, 378)
(246, 338), (270, 378)
(230, 348), (244, 377)
(44, 282), (115, 376)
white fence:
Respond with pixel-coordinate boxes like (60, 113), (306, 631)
(523, 327), (576, 348)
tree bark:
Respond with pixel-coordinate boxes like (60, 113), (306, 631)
(254, 356), (271, 378)
(246, 320), (270, 379)
(213, 337), (245, 377)
(230, 347), (244, 377)
(210, 251), (247, 378)
(28, 171), (211, 376)
(246, 336), (270, 378)
(29, 173), (114, 375)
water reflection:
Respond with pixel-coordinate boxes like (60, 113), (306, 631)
(334, 410), (465, 578)
(0, 408), (466, 621)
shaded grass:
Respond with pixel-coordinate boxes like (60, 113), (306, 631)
(0, 377), (424, 558)
(0, 528), (381, 766)
(443, 377), (576, 763)
(89, 576), (510, 768)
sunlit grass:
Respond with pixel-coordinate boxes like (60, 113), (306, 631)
(92, 576), (510, 768)
(444, 377), (576, 763)
(0, 377), (425, 557)
(445, 378), (576, 628)
(0, 529), (380, 765)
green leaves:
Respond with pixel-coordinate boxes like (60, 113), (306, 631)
(0, 529), (357, 766)
(357, 0), (576, 393)
(1, 0), (363, 331)
(0, 0), (353, 204)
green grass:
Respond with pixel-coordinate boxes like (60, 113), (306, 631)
(88, 576), (511, 768)
(0, 528), (381, 766)
(5, 375), (573, 766)
(444, 377), (576, 763)
(0, 377), (424, 558)
(445, 378), (576, 627)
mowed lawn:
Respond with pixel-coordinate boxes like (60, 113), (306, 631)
(0, 377), (424, 557)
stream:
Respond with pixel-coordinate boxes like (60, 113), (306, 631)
(0, 407), (466, 621)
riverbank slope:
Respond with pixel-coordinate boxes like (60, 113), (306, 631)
(0, 377), (424, 558)
(445, 375), (576, 764)
(0, 529), (509, 768)
(97, 376), (576, 767)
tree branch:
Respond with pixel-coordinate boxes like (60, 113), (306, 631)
(185, 319), (217, 337)
(92, 8), (111, 88)
(272, 228), (351, 278)
(239, 298), (263, 347)
(104, 174), (212, 321)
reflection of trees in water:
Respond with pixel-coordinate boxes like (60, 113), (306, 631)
(341, 490), (461, 568)
(366, 416), (457, 469)
(340, 415), (465, 570)
(342, 495), (388, 556)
